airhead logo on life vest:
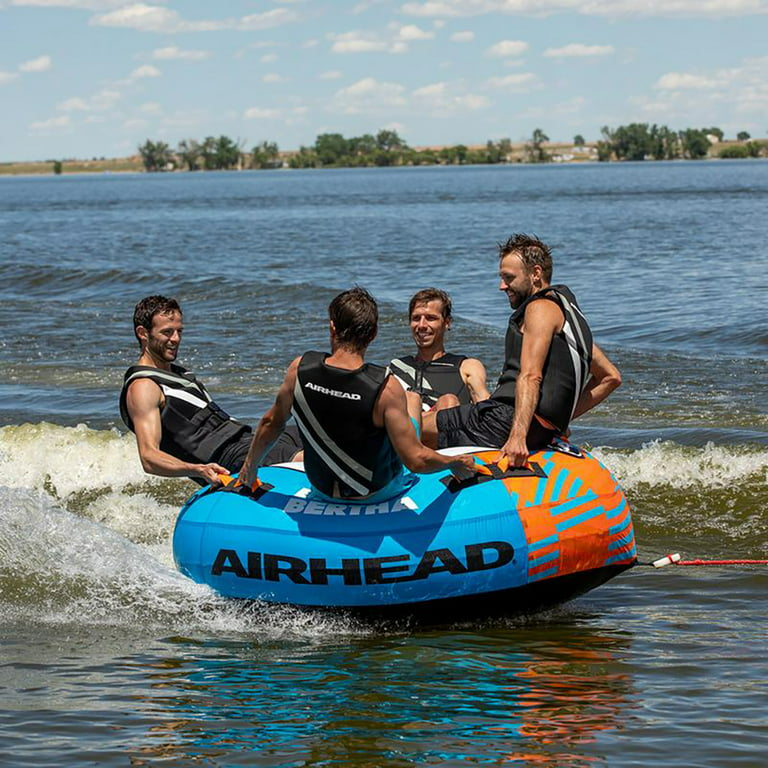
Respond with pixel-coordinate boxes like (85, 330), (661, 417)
(211, 541), (515, 586)
(304, 381), (362, 400)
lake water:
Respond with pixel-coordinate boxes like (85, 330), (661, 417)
(1, 162), (766, 766)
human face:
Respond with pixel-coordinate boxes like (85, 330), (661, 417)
(143, 310), (183, 365)
(499, 253), (535, 309)
(410, 299), (450, 351)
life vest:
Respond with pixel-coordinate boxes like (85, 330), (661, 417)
(491, 285), (593, 433)
(119, 364), (250, 465)
(292, 351), (402, 499)
(389, 353), (470, 410)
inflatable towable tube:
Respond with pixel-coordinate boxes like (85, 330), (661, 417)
(172, 444), (637, 623)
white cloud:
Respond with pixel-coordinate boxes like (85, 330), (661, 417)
(450, 31), (474, 42)
(655, 72), (718, 90)
(12, 0), (129, 7)
(57, 88), (122, 112)
(330, 31), (407, 54)
(239, 8), (299, 30)
(319, 70), (343, 80)
(122, 118), (149, 130)
(635, 56), (768, 130)
(395, 23), (434, 40)
(485, 73), (537, 90)
(31, 115), (72, 131)
(244, 107), (282, 119)
(401, 0), (768, 18)
(544, 43), (615, 57)
(90, 3), (229, 33)
(411, 81), (490, 112)
(261, 53), (278, 63)
(57, 97), (90, 111)
(151, 46), (209, 61)
(333, 77), (407, 113)
(0, 72), (19, 85)
(19, 55), (53, 72)
(131, 64), (161, 78)
(487, 40), (529, 58)
(262, 73), (285, 83)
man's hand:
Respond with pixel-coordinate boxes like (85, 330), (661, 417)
(195, 462), (229, 485)
(449, 454), (480, 473)
(499, 434), (529, 467)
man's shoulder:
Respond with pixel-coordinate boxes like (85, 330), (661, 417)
(123, 363), (194, 391)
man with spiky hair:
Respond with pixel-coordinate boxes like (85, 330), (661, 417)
(422, 234), (621, 466)
(238, 287), (475, 499)
(120, 295), (301, 485)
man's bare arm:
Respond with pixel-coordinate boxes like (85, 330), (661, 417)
(237, 357), (300, 487)
(126, 378), (228, 484)
(461, 357), (491, 403)
(572, 343), (622, 419)
(378, 379), (476, 474)
(500, 301), (562, 466)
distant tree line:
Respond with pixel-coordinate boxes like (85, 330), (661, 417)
(595, 123), (765, 162)
(137, 125), (766, 172)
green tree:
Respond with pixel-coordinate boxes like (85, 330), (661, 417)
(679, 128), (709, 159)
(138, 139), (174, 172)
(52, 160), (63, 175)
(288, 146), (318, 168)
(649, 124), (680, 160)
(737, 131), (751, 141)
(573, 134), (585, 147)
(376, 129), (406, 153)
(596, 126), (613, 162)
(200, 136), (219, 170)
(177, 139), (201, 171)
(315, 133), (350, 166)
(611, 123), (652, 161)
(348, 134), (377, 158)
(215, 135), (242, 169)
(250, 140), (280, 169)
(525, 128), (550, 163)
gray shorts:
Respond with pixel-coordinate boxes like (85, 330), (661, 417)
(436, 399), (555, 450)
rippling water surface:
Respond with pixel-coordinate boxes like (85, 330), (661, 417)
(0, 162), (766, 766)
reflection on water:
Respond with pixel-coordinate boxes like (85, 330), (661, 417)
(124, 623), (634, 766)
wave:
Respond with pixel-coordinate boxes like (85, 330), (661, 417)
(1, 424), (765, 631)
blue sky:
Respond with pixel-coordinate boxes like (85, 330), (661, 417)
(1, 0), (766, 161)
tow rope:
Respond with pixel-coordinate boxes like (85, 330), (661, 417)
(642, 553), (768, 568)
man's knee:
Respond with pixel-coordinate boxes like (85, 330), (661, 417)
(421, 410), (439, 448)
(434, 393), (460, 411)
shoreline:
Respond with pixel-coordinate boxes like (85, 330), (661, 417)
(0, 140), (760, 176)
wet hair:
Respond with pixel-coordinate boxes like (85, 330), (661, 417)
(498, 233), (553, 283)
(133, 295), (181, 344)
(408, 288), (452, 322)
(329, 287), (378, 351)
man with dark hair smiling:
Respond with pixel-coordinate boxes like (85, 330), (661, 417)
(390, 287), (489, 412)
(422, 234), (621, 466)
(238, 287), (475, 499)
(120, 295), (301, 485)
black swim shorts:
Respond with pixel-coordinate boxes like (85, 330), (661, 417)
(436, 399), (555, 450)
(216, 423), (303, 472)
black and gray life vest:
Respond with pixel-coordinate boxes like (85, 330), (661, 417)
(389, 353), (470, 410)
(491, 285), (593, 433)
(292, 351), (402, 499)
(119, 363), (250, 465)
